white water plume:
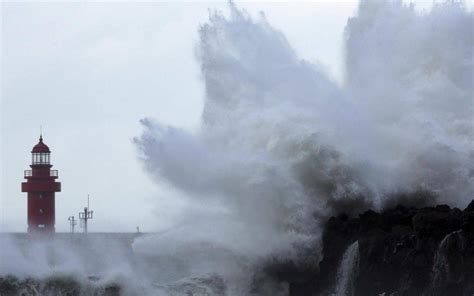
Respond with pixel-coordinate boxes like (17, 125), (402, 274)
(135, 0), (473, 269)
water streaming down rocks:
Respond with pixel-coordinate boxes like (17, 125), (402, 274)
(430, 230), (467, 293)
(430, 233), (452, 289)
(334, 241), (359, 296)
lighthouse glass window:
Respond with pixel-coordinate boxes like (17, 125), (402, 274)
(32, 153), (50, 164)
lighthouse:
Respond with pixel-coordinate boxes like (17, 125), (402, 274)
(21, 135), (61, 234)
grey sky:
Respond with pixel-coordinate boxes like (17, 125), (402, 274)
(1, 0), (459, 232)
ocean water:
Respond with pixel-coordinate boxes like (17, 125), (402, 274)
(0, 233), (221, 295)
(0, 233), (285, 296)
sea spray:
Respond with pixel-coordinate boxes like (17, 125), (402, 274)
(135, 0), (473, 280)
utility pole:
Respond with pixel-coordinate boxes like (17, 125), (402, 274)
(79, 194), (93, 233)
(68, 216), (77, 233)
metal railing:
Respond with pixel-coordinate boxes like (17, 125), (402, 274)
(24, 170), (59, 177)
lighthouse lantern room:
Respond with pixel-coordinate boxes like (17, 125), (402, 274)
(21, 135), (61, 234)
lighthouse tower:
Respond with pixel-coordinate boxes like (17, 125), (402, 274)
(21, 135), (61, 234)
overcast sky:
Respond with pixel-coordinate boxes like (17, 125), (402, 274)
(1, 0), (464, 232)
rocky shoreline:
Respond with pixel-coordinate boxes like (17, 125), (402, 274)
(289, 200), (474, 296)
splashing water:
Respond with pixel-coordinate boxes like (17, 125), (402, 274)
(334, 241), (360, 296)
(135, 0), (473, 272)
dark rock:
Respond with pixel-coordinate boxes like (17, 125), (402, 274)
(465, 200), (474, 212)
(287, 199), (474, 296)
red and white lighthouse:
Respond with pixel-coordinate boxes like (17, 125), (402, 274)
(21, 135), (61, 234)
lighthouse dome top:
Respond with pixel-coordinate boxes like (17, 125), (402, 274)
(32, 136), (50, 153)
